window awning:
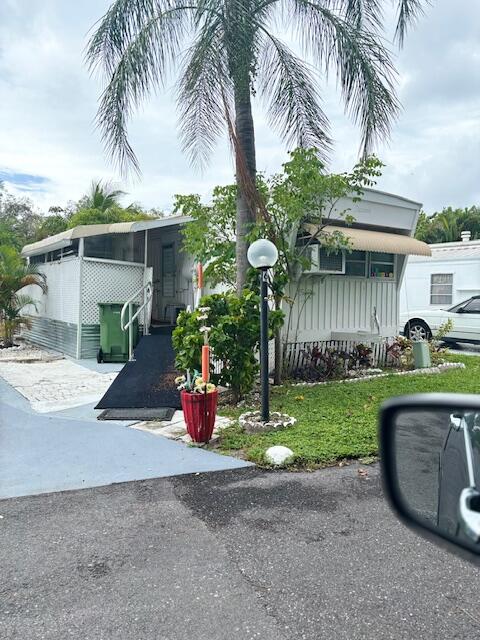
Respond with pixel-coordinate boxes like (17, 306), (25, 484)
(304, 224), (431, 257)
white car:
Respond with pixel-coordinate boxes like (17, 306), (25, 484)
(400, 296), (480, 345)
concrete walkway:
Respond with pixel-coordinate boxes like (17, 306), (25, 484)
(0, 377), (251, 500)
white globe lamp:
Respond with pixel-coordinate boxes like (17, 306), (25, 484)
(247, 239), (278, 269)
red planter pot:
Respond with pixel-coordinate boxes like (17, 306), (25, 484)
(181, 390), (218, 443)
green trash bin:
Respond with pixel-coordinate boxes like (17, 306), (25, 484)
(97, 303), (139, 363)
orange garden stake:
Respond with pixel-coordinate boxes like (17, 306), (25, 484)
(201, 344), (210, 383)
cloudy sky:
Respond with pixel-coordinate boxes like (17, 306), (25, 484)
(0, 0), (479, 215)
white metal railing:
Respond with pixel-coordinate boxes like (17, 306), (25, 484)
(120, 280), (153, 360)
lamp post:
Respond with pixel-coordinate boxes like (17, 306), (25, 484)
(247, 239), (279, 422)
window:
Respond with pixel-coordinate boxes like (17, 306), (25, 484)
(430, 273), (453, 305)
(369, 252), (395, 279)
(345, 250), (367, 277)
(47, 249), (62, 262)
(60, 240), (79, 259)
(30, 253), (46, 264)
(162, 244), (175, 297)
(462, 297), (480, 313)
(84, 233), (144, 263)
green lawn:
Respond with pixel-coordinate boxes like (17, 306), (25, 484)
(216, 354), (480, 467)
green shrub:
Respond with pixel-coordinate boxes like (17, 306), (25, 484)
(172, 290), (284, 402)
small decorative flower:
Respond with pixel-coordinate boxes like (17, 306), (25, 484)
(174, 375), (186, 385)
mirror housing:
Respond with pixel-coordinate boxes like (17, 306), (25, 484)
(379, 393), (480, 566)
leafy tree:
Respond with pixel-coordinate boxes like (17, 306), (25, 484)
(0, 185), (41, 249)
(415, 206), (480, 244)
(178, 147), (384, 381)
(34, 214), (69, 241)
(67, 205), (155, 228)
(87, 0), (427, 294)
(0, 246), (46, 347)
(173, 291), (283, 401)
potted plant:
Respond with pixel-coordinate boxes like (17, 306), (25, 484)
(175, 370), (218, 443)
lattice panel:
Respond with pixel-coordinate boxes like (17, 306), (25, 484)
(81, 259), (145, 324)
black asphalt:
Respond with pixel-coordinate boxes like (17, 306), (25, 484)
(1, 465), (479, 639)
(96, 330), (181, 410)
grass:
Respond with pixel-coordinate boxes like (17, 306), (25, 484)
(215, 354), (480, 468)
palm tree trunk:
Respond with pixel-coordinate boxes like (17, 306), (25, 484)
(234, 84), (256, 295)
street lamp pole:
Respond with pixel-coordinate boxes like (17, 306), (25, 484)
(247, 238), (279, 424)
(260, 267), (269, 422)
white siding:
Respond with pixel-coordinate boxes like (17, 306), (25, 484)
(285, 276), (398, 342)
(22, 257), (80, 324)
(400, 257), (480, 312)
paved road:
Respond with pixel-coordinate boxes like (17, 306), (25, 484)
(0, 377), (250, 499)
(448, 343), (480, 357)
(2, 465), (479, 639)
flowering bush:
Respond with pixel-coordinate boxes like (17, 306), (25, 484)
(173, 290), (284, 402)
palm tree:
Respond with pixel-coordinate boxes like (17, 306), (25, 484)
(81, 180), (126, 212)
(0, 246), (47, 347)
(434, 209), (461, 243)
(87, 0), (428, 293)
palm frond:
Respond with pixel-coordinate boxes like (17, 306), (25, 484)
(394, 0), (429, 47)
(177, 19), (232, 167)
(9, 294), (38, 315)
(87, 0), (184, 75)
(257, 32), (331, 158)
(88, 2), (191, 173)
(342, 0), (383, 30)
(291, 0), (400, 155)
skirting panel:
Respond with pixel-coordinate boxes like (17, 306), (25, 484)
(80, 324), (101, 359)
(23, 316), (77, 357)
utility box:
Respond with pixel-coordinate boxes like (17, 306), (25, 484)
(97, 303), (139, 363)
(412, 341), (431, 369)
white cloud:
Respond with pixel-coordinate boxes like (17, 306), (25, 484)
(0, 0), (479, 215)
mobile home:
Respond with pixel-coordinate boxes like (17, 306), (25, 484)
(21, 188), (430, 360)
(400, 233), (480, 314)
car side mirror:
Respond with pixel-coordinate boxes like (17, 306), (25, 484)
(456, 307), (466, 313)
(379, 394), (480, 565)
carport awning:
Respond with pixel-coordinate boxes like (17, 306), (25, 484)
(304, 224), (431, 257)
(21, 215), (192, 257)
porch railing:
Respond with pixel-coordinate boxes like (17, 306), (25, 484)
(120, 280), (153, 361)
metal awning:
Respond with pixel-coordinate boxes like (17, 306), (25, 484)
(21, 215), (192, 257)
(304, 224), (431, 257)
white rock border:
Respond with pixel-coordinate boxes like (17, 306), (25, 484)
(290, 362), (465, 387)
(239, 411), (296, 434)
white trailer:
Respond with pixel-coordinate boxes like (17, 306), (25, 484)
(400, 235), (480, 315)
(21, 188), (429, 361)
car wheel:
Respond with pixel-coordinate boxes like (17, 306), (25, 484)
(405, 320), (432, 341)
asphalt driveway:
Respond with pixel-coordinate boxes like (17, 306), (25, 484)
(0, 377), (250, 499)
(1, 465), (479, 639)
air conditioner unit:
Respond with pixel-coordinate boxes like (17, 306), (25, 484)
(305, 245), (345, 274)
